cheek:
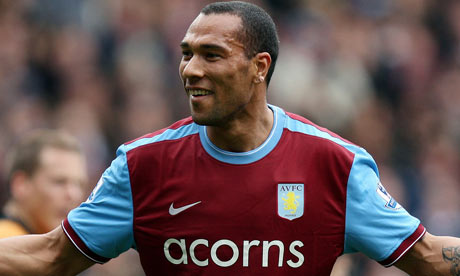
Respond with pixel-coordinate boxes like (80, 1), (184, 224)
(27, 188), (57, 215)
(226, 67), (253, 93)
(215, 64), (246, 86)
(38, 186), (60, 205)
(232, 62), (252, 83)
(35, 179), (63, 202)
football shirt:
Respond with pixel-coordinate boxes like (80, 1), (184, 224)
(64, 105), (424, 275)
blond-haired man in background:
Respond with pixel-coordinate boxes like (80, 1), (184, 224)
(0, 129), (86, 237)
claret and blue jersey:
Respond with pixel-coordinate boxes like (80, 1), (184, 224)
(63, 105), (425, 275)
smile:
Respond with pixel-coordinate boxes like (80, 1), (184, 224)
(187, 89), (213, 97)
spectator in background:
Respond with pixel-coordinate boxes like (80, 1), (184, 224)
(0, 129), (87, 238)
(0, 129), (145, 276)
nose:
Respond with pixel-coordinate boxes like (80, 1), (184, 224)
(180, 55), (205, 82)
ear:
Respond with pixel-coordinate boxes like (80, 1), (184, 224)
(253, 52), (272, 84)
(9, 172), (32, 201)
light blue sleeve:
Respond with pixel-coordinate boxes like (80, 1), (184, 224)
(343, 148), (420, 261)
(67, 145), (135, 259)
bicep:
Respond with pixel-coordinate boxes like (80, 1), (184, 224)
(344, 150), (422, 263)
(51, 226), (96, 275)
(396, 232), (460, 276)
(66, 147), (135, 259)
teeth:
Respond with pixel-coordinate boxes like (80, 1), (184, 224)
(188, 89), (211, 96)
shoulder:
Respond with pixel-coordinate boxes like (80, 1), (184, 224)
(282, 110), (362, 159)
(120, 117), (198, 154)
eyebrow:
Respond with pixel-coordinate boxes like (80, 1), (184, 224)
(180, 41), (227, 52)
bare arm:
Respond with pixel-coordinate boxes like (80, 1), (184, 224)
(0, 226), (94, 276)
(396, 232), (460, 275)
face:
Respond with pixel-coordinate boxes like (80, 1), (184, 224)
(179, 13), (258, 126)
(21, 147), (87, 233)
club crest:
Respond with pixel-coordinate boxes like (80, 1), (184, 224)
(376, 181), (401, 210)
(278, 184), (304, 220)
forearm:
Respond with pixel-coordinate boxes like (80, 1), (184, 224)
(0, 227), (93, 276)
(396, 232), (460, 275)
(0, 233), (54, 275)
(441, 240), (460, 276)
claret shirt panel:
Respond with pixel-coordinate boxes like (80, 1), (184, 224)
(63, 105), (424, 275)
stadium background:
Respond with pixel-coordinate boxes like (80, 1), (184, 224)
(0, 0), (459, 275)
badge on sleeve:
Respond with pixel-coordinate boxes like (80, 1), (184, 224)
(376, 181), (401, 210)
(278, 184), (304, 220)
(86, 177), (104, 203)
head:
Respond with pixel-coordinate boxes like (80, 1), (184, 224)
(201, 1), (279, 85)
(3, 129), (87, 233)
(179, 1), (279, 126)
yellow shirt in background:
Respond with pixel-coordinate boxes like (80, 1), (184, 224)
(0, 219), (29, 238)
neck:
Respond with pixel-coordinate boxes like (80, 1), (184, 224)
(206, 104), (274, 152)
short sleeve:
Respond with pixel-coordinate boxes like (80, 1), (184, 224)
(343, 148), (425, 266)
(63, 145), (135, 263)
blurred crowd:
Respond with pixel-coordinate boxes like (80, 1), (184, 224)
(0, 0), (459, 275)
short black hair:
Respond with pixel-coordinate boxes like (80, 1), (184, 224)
(201, 1), (279, 86)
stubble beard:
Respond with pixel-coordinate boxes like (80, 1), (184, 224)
(190, 102), (246, 127)
(191, 108), (228, 126)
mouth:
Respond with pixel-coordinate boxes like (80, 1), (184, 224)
(186, 88), (213, 97)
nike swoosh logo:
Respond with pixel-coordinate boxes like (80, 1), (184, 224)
(169, 201), (201, 216)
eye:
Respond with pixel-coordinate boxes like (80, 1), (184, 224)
(50, 176), (67, 187)
(182, 50), (192, 60)
(206, 52), (221, 60)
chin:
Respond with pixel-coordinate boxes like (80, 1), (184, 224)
(191, 116), (210, 126)
(191, 115), (220, 126)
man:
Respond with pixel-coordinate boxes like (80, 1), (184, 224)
(0, 129), (87, 238)
(0, 130), (144, 276)
(0, 1), (459, 275)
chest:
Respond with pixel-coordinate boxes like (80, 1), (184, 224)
(128, 141), (350, 275)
